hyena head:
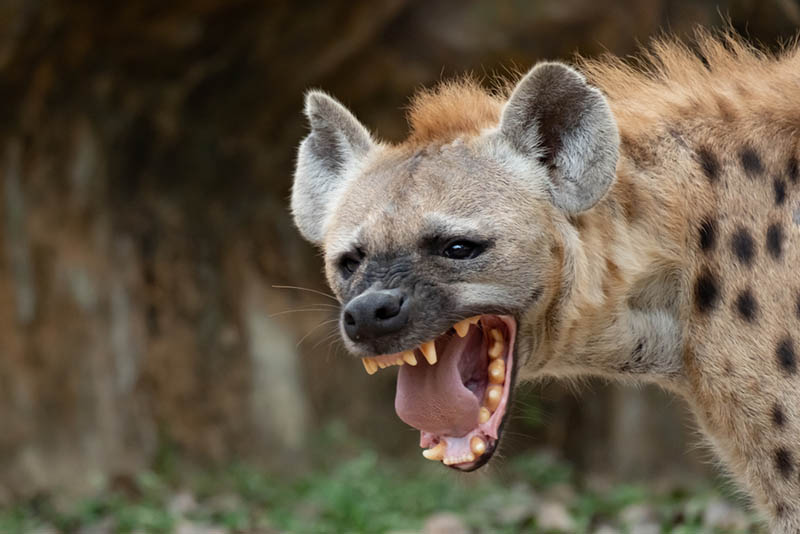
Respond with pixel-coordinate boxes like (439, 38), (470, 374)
(291, 62), (619, 470)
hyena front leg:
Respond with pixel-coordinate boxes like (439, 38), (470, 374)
(687, 367), (800, 533)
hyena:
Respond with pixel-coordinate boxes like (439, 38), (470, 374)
(291, 32), (800, 531)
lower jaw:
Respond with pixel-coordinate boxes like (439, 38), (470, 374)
(414, 315), (517, 470)
(420, 429), (494, 470)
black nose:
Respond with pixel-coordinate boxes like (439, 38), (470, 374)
(343, 289), (409, 342)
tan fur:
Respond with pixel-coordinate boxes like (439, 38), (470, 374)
(405, 31), (800, 147)
(406, 78), (506, 145)
(300, 30), (800, 532)
(548, 32), (800, 531)
(581, 31), (800, 142)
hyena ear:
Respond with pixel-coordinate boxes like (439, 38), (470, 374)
(500, 62), (619, 214)
(292, 91), (375, 244)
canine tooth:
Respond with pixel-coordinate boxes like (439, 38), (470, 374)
(454, 319), (471, 337)
(402, 351), (418, 366)
(422, 441), (446, 461)
(478, 407), (491, 424)
(486, 384), (503, 412)
(421, 341), (437, 365)
(488, 359), (505, 384)
(362, 358), (378, 375)
(470, 436), (487, 456)
(490, 329), (503, 342)
(488, 340), (504, 359)
(468, 316), (481, 325)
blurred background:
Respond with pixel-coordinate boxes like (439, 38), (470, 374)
(1, 1), (798, 532)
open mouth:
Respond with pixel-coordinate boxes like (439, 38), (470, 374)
(360, 315), (516, 470)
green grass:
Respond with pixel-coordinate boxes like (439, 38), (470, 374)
(0, 423), (765, 533)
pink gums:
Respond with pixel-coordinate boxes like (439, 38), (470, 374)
(396, 315), (516, 468)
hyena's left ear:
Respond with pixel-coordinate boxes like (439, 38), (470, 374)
(500, 62), (619, 214)
(292, 91), (375, 244)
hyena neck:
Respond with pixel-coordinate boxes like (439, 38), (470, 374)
(531, 150), (692, 392)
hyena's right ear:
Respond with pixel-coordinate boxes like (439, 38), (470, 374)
(292, 91), (375, 244)
(499, 62), (619, 214)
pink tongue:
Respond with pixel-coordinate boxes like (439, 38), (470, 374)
(394, 333), (479, 437)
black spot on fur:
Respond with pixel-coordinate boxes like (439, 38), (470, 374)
(694, 269), (720, 313)
(774, 447), (794, 478)
(789, 156), (798, 184)
(697, 148), (719, 182)
(734, 289), (757, 322)
(774, 177), (787, 206)
(739, 147), (763, 177)
(777, 337), (797, 375)
(698, 217), (716, 252)
(766, 223), (784, 260)
(772, 404), (787, 429)
(632, 339), (644, 361)
(730, 227), (756, 266)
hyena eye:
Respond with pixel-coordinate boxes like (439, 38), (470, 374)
(339, 250), (363, 278)
(442, 240), (484, 260)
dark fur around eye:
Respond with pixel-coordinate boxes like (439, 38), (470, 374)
(339, 249), (364, 278)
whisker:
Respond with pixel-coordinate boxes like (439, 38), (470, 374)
(268, 308), (337, 318)
(311, 330), (342, 352)
(325, 338), (347, 361)
(275, 302), (339, 313)
(272, 284), (339, 302)
(296, 319), (339, 348)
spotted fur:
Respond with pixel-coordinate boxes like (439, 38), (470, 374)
(292, 29), (800, 532)
(580, 31), (800, 532)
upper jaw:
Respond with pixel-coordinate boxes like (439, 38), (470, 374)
(341, 305), (523, 358)
(340, 314), (475, 357)
(358, 316), (482, 374)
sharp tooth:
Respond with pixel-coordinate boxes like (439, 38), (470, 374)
(486, 384), (503, 412)
(453, 319), (471, 337)
(490, 328), (503, 342)
(395, 357), (404, 366)
(421, 341), (437, 365)
(478, 407), (491, 424)
(402, 351), (418, 366)
(362, 358), (378, 375)
(488, 340), (504, 359)
(470, 436), (487, 456)
(468, 316), (481, 325)
(488, 359), (505, 384)
(422, 441), (446, 461)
